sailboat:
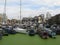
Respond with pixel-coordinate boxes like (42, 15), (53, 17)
(13, 0), (27, 34)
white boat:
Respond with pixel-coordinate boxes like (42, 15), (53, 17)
(13, 27), (27, 34)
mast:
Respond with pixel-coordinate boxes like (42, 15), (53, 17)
(4, 0), (6, 14)
(20, 0), (21, 24)
(3, 0), (6, 23)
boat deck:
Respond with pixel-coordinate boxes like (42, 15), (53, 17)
(0, 34), (60, 45)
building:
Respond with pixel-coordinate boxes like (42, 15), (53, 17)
(38, 15), (43, 24)
(2, 13), (7, 23)
(0, 14), (3, 23)
(46, 12), (52, 20)
(47, 14), (60, 25)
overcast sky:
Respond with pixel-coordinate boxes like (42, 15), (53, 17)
(0, 0), (60, 19)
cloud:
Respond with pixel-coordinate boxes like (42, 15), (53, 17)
(0, 0), (60, 19)
(31, 0), (60, 6)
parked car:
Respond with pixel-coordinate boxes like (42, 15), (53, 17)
(2, 25), (8, 36)
(2, 25), (16, 35)
(37, 30), (48, 39)
(37, 24), (48, 39)
(56, 26), (60, 35)
(44, 26), (56, 39)
(5, 26), (16, 34)
(29, 29), (35, 36)
(44, 28), (56, 38)
(44, 24), (56, 38)
(50, 25), (60, 35)
(0, 28), (3, 40)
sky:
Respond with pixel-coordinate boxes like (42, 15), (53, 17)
(0, 0), (60, 19)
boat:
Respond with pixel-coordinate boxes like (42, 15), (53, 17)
(13, 27), (27, 34)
